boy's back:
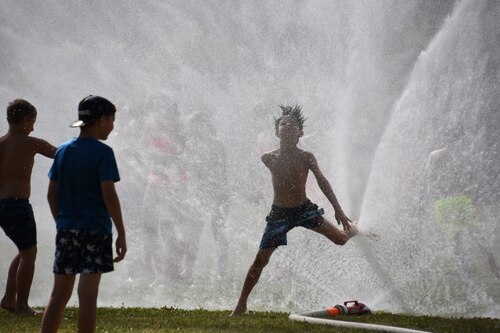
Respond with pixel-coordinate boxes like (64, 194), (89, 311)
(0, 133), (53, 199)
(51, 137), (119, 234)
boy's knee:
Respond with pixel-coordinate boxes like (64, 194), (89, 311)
(19, 246), (37, 261)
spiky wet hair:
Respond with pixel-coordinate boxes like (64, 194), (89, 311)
(274, 104), (306, 130)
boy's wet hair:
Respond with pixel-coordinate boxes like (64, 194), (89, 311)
(275, 104), (306, 130)
(6, 99), (37, 124)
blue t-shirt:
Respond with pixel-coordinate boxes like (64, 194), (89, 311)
(48, 137), (120, 234)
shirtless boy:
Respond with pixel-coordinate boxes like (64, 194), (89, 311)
(0, 99), (56, 314)
(231, 105), (357, 316)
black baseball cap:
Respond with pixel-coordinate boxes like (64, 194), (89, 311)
(70, 95), (116, 128)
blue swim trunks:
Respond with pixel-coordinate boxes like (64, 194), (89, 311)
(259, 200), (324, 249)
(53, 229), (114, 275)
(0, 198), (37, 250)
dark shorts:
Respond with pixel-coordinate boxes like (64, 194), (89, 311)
(259, 200), (324, 249)
(0, 198), (37, 250)
(53, 229), (114, 275)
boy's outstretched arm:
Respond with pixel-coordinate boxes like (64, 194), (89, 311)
(101, 180), (127, 262)
(31, 137), (57, 159)
(308, 153), (352, 230)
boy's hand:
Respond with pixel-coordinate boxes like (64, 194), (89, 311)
(114, 235), (127, 262)
(335, 210), (352, 230)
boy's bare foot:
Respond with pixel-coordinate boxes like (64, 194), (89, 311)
(15, 305), (43, 316)
(230, 304), (247, 317)
(0, 299), (15, 312)
(347, 222), (358, 238)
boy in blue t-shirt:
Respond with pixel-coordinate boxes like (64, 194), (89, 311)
(41, 95), (127, 333)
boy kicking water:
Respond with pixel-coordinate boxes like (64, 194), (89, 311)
(231, 105), (357, 316)
(0, 99), (56, 315)
(41, 95), (127, 333)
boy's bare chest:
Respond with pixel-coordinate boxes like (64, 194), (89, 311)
(269, 156), (308, 178)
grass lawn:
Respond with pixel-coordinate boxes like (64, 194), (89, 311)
(1, 307), (499, 332)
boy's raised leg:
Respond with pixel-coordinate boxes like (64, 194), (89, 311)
(312, 217), (358, 245)
(231, 247), (276, 317)
(0, 254), (20, 312)
(41, 274), (76, 333)
(77, 273), (101, 333)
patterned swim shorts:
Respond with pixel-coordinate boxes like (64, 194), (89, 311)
(53, 229), (114, 275)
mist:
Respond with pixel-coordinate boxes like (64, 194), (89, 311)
(0, 0), (498, 317)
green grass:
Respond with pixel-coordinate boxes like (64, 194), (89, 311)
(1, 307), (499, 333)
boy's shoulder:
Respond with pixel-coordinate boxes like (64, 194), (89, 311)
(261, 148), (314, 166)
(261, 148), (279, 161)
(263, 148), (280, 156)
(288, 148), (315, 160)
(261, 148), (313, 157)
(25, 135), (49, 145)
(296, 147), (313, 155)
(0, 133), (42, 147)
(58, 138), (113, 155)
(63, 137), (111, 148)
(295, 149), (316, 166)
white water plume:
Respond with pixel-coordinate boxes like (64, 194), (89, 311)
(0, 0), (498, 317)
